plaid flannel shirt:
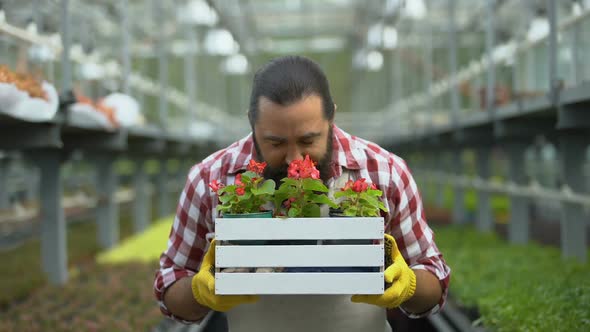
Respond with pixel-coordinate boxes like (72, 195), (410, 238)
(154, 124), (451, 322)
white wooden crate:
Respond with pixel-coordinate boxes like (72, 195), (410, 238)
(215, 217), (385, 295)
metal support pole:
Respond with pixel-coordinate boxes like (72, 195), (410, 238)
(436, 150), (446, 208)
(0, 158), (10, 209)
(95, 155), (119, 249)
(571, 18), (581, 85)
(153, 0), (168, 129)
(137, 59), (147, 109)
(485, 0), (496, 118)
(448, 0), (460, 127)
(506, 142), (530, 244)
(25, 164), (39, 202)
(452, 149), (466, 224)
(35, 150), (68, 285)
(184, 25), (198, 132)
(547, 0), (559, 104)
(133, 158), (150, 232)
(120, 0), (131, 95)
(177, 160), (189, 190)
(158, 159), (171, 218)
(60, 0), (72, 92)
(476, 147), (493, 231)
(424, 22), (434, 131)
(219, 73), (227, 114)
(558, 133), (587, 262)
(32, 0), (41, 30)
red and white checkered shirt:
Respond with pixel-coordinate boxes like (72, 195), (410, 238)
(154, 124), (451, 322)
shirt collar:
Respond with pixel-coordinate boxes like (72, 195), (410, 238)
(330, 124), (361, 178)
(227, 132), (257, 174)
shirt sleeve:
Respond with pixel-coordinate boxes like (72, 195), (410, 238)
(153, 164), (214, 323)
(386, 158), (451, 318)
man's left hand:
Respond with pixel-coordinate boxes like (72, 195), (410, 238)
(351, 234), (416, 308)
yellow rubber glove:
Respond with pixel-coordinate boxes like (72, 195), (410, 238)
(191, 239), (259, 312)
(351, 234), (416, 309)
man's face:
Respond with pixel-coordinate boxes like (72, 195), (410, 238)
(253, 94), (333, 184)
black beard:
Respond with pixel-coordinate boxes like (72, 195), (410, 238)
(254, 127), (334, 187)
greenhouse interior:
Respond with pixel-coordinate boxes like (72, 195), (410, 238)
(0, 0), (589, 331)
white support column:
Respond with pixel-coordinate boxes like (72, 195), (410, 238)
(0, 158), (9, 209)
(34, 150), (68, 285)
(559, 133), (588, 262)
(506, 142), (530, 244)
(476, 147), (493, 232)
(133, 158), (150, 233)
(95, 154), (119, 249)
(452, 149), (466, 224)
(158, 158), (171, 218)
(435, 150), (446, 208)
(25, 164), (39, 202)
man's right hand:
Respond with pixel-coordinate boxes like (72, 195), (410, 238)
(191, 239), (259, 312)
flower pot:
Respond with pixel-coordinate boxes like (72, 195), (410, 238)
(222, 211), (273, 245)
(222, 211), (274, 218)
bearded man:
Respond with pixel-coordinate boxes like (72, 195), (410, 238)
(154, 55), (450, 332)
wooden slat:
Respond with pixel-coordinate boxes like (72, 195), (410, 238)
(215, 217), (384, 240)
(215, 272), (384, 295)
(216, 244), (384, 267)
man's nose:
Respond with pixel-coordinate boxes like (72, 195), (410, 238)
(285, 146), (303, 165)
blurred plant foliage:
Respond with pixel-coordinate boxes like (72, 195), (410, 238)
(435, 226), (590, 331)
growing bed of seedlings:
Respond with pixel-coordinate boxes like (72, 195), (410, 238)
(433, 225), (590, 332)
(0, 209), (169, 331)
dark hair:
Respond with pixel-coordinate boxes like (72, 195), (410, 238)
(248, 55), (335, 128)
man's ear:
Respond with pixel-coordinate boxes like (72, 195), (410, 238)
(334, 103), (338, 113)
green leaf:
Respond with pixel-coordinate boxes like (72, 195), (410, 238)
(367, 188), (383, 197)
(217, 184), (236, 195)
(280, 178), (299, 187)
(360, 206), (379, 217)
(257, 179), (276, 195)
(360, 192), (380, 207)
(217, 205), (230, 213)
(343, 207), (357, 216)
(309, 194), (338, 208)
(334, 190), (352, 199)
(287, 207), (300, 217)
(302, 178), (329, 192)
(302, 204), (321, 217)
(242, 170), (257, 178)
(218, 194), (234, 204)
(240, 191), (252, 200)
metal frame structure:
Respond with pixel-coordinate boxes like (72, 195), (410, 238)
(383, 0), (590, 262)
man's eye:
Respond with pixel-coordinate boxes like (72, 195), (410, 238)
(271, 142), (283, 147)
(300, 141), (314, 146)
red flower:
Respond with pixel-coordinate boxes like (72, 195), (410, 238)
(335, 177), (387, 216)
(209, 180), (223, 193)
(310, 168), (320, 179)
(352, 178), (368, 193)
(247, 160), (267, 174)
(341, 180), (354, 191)
(287, 155), (320, 180)
(287, 160), (302, 179)
(235, 173), (243, 186)
(236, 187), (245, 196)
